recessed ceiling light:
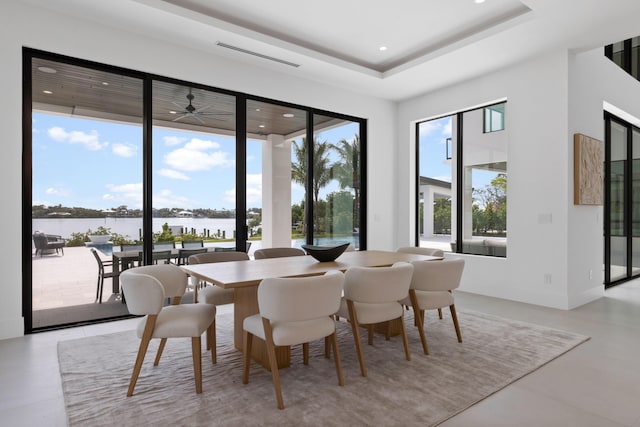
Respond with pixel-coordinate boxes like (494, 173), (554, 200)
(283, 113), (294, 118)
(169, 110), (177, 115)
(37, 66), (57, 74)
(474, 0), (485, 3)
(256, 108), (261, 112)
(379, 46), (388, 52)
(259, 125), (265, 128)
(102, 82), (109, 86)
(42, 90), (53, 94)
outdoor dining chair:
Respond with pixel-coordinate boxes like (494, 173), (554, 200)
(91, 248), (116, 304)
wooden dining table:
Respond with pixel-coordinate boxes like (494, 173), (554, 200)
(181, 249), (442, 369)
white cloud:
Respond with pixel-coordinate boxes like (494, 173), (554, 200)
(225, 173), (262, 205)
(153, 189), (194, 209)
(47, 126), (107, 150)
(159, 168), (190, 180)
(185, 138), (221, 150)
(164, 137), (233, 171)
(418, 121), (441, 137)
(163, 135), (186, 146)
(112, 143), (137, 157)
(104, 182), (143, 208)
(45, 187), (70, 197)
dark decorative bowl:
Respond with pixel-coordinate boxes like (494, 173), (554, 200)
(301, 242), (350, 262)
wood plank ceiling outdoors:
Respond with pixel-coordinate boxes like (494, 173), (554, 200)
(31, 57), (338, 139)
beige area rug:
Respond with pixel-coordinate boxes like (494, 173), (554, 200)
(58, 309), (589, 426)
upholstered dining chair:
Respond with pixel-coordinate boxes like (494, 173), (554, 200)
(189, 251), (250, 361)
(337, 262), (414, 377)
(120, 264), (216, 396)
(253, 247), (306, 259)
(91, 248), (115, 304)
(396, 246), (446, 317)
(399, 258), (465, 355)
(242, 270), (345, 409)
(396, 246), (444, 257)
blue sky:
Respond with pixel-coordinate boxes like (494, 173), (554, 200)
(419, 116), (453, 182)
(32, 113), (356, 211)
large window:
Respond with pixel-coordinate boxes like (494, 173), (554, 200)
(24, 49), (366, 332)
(416, 102), (507, 257)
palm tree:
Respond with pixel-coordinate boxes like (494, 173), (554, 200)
(331, 134), (360, 227)
(291, 137), (333, 233)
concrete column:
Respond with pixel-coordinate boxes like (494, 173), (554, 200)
(261, 134), (292, 248)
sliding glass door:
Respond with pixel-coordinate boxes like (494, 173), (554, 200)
(29, 54), (143, 328)
(24, 48), (366, 332)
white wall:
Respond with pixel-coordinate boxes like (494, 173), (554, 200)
(568, 48), (640, 307)
(398, 51), (577, 309)
(0, 2), (396, 339)
(398, 47), (640, 309)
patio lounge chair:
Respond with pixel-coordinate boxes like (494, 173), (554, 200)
(33, 231), (65, 256)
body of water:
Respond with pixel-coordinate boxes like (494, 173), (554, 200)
(32, 217), (359, 255)
(33, 217), (239, 240)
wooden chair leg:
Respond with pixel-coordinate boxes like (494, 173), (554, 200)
(303, 342), (309, 365)
(153, 337), (167, 366)
(385, 321), (391, 341)
(191, 337), (203, 394)
(331, 331), (344, 386)
(211, 317), (217, 363)
(438, 308), (443, 319)
(410, 290), (428, 355)
(347, 300), (367, 377)
(242, 330), (252, 384)
(367, 324), (374, 345)
(450, 304), (462, 342)
(262, 318), (285, 410)
(127, 315), (156, 397)
(399, 314), (411, 361)
(324, 335), (331, 359)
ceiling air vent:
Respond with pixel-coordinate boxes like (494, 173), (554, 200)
(215, 42), (300, 68)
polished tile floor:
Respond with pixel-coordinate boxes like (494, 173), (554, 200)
(2, 280), (640, 426)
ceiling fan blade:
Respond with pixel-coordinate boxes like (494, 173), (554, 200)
(172, 114), (187, 122)
(199, 111), (234, 116)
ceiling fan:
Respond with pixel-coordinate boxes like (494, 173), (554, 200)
(169, 88), (233, 124)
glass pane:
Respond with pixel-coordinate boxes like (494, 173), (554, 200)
(612, 41), (625, 69)
(152, 81), (237, 257)
(312, 114), (361, 249)
(462, 103), (507, 257)
(417, 116), (453, 252)
(31, 58), (143, 327)
(610, 121), (627, 281)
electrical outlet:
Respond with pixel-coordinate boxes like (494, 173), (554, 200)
(544, 273), (552, 284)
(589, 269), (593, 280)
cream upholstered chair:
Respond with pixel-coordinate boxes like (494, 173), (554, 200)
(120, 264), (216, 396)
(337, 262), (414, 377)
(396, 246), (445, 317)
(399, 258), (465, 355)
(253, 247), (306, 259)
(242, 270), (345, 410)
(189, 251), (250, 361)
(396, 246), (444, 257)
